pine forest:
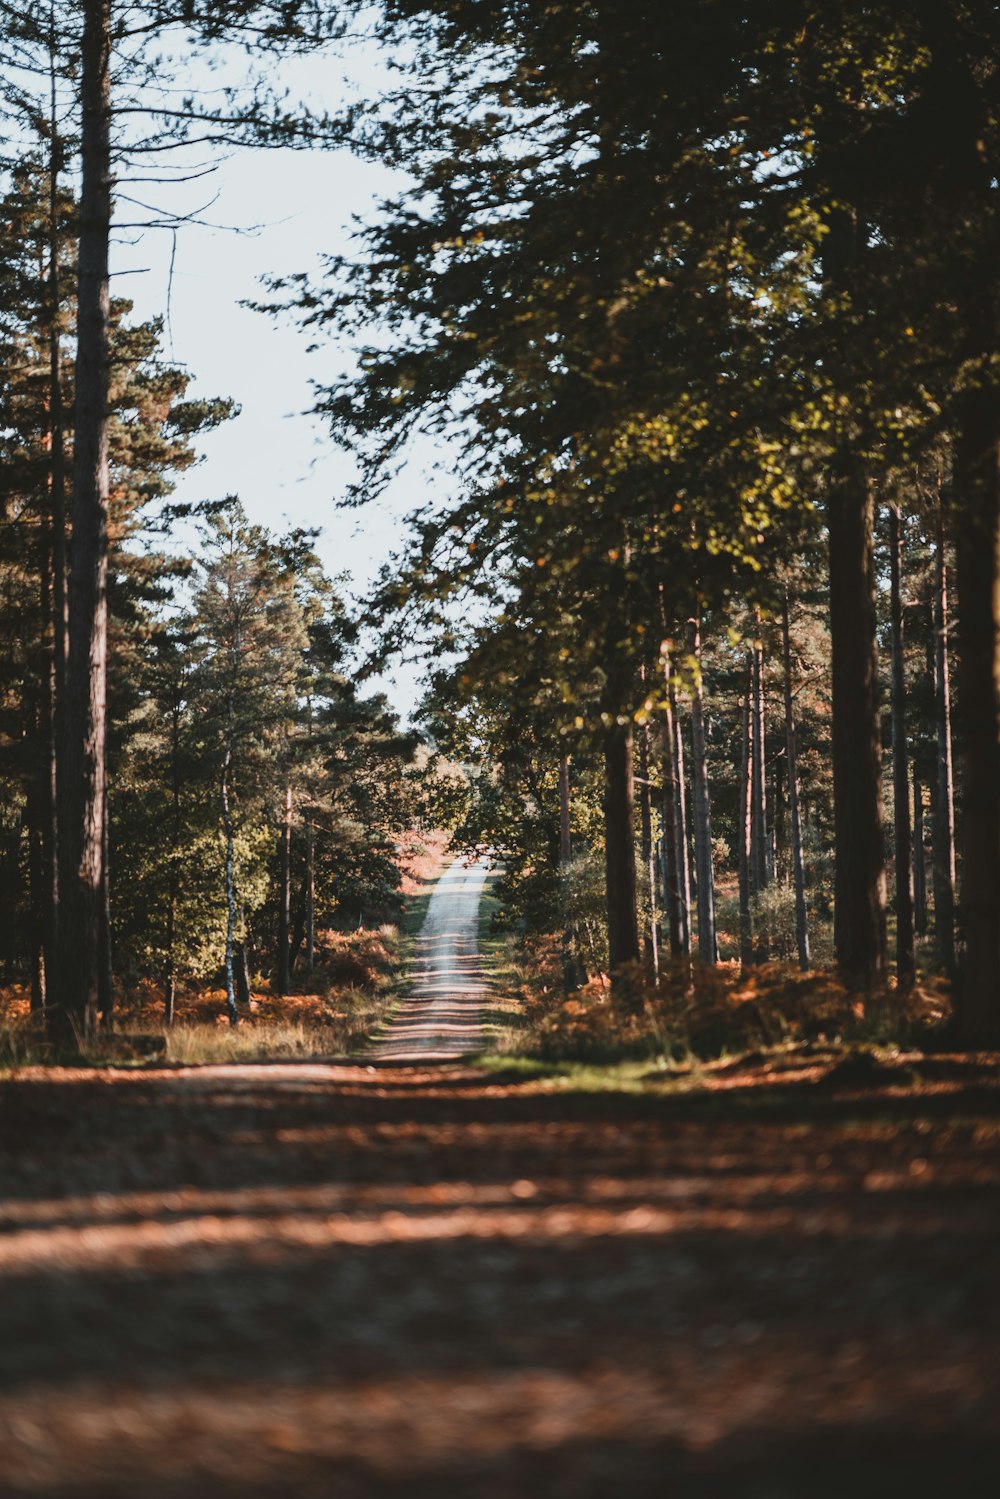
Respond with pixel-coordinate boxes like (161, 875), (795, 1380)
(1, 5), (999, 1496)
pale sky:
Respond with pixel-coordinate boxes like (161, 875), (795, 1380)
(112, 42), (440, 720)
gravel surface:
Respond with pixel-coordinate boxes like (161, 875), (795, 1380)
(370, 856), (489, 1062)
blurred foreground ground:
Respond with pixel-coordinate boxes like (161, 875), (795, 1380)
(0, 1054), (998, 1497)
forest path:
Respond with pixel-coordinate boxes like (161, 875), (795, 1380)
(369, 855), (490, 1062)
(1, 1060), (999, 1495)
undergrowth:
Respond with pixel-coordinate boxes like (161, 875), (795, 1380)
(0, 924), (407, 1070)
(483, 934), (954, 1065)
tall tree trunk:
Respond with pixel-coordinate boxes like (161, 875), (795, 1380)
(602, 724), (640, 976)
(47, 13), (68, 704)
(305, 820), (316, 971)
(889, 504), (916, 987)
(26, 759), (46, 1013)
(38, 543), (57, 1009)
(558, 753), (581, 991)
(953, 402), (1000, 1043)
(221, 741), (239, 1026)
(98, 791), (113, 1027)
(672, 677), (692, 955)
(234, 925), (252, 1009)
(638, 722), (659, 977)
(738, 656), (754, 970)
(601, 549), (640, 983)
(823, 182), (887, 988)
(276, 781), (293, 995)
(913, 771), (928, 939)
(828, 467), (887, 985)
(932, 512), (957, 975)
(750, 623), (770, 961)
(781, 596), (810, 969)
(559, 754), (572, 865)
(659, 647), (683, 957)
(750, 616), (771, 897)
(164, 701), (182, 1025)
(52, 0), (112, 1043)
(689, 617), (717, 964)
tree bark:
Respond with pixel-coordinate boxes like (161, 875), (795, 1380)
(234, 927), (252, 1009)
(638, 723), (659, 977)
(821, 175), (887, 988)
(164, 698), (182, 1024)
(305, 820), (316, 970)
(781, 596), (810, 968)
(558, 754), (572, 865)
(669, 673), (692, 955)
(828, 465), (887, 985)
(602, 722), (641, 976)
(26, 760), (46, 1012)
(659, 647), (683, 957)
(221, 741), (239, 1026)
(276, 781), (293, 995)
(932, 512), (957, 976)
(953, 402), (1000, 1044)
(738, 656), (754, 970)
(601, 547), (640, 983)
(98, 791), (113, 1027)
(750, 618), (770, 899)
(52, 0), (113, 1043)
(689, 617), (717, 964)
(913, 771), (928, 939)
(889, 503), (915, 987)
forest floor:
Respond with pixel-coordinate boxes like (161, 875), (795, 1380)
(1, 1048), (999, 1496)
(1, 857), (999, 1494)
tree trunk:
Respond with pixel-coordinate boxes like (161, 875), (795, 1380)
(221, 742), (239, 1026)
(953, 402), (1000, 1044)
(601, 546), (640, 984)
(559, 754), (572, 865)
(822, 178), (887, 988)
(781, 596), (810, 969)
(828, 466), (887, 985)
(932, 512), (957, 975)
(689, 618), (717, 964)
(43, 11), (68, 1003)
(26, 765), (46, 1013)
(750, 618), (771, 898)
(305, 820), (316, 970)
(750, 624), (770, 961)
(913, 771), (928, 939)
(602, 723), (641, 976)
(638, 723), (659, 977)
(276, 781), (292, 995)
(98, 791), (113, 1027)
(557, 753), (582, 991)
(234, 928), (252, 1009)
(659, 647), (683, 957)
(672, 677), (692, 955)
(889, 504), (915, 987)
(738, 657), (754, 970)
(164, 701), (182, 1025)
(52, 0), (112, 1043)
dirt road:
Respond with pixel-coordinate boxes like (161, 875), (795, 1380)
(0, 1052), (999, 1496)
(370, 855), (490, 1062)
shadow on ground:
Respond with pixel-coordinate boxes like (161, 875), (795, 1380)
(0, 1059), (998, 1496)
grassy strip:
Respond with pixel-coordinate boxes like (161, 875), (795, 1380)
(474, 867), (527, 1050)
(475, 1043), (1000, 1116)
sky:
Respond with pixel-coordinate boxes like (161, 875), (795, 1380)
(111, 40), (437, 721)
